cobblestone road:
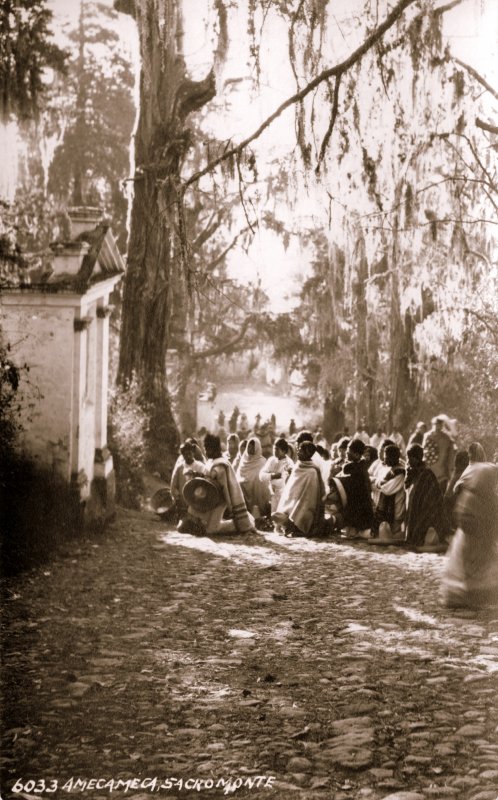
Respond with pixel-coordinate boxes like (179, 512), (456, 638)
(2, 508), (498, 800)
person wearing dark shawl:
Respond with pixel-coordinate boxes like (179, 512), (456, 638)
(441, 462), (498, 609)
(405, 444), (449, 548)
(273, 441), (325, 536)
(336, 438), (374, 538)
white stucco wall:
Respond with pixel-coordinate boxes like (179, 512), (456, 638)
(77, 300), (98, 486)
(1, 299), (74, 478)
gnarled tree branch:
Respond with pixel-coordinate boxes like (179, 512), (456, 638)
(184, 0), (418, 189)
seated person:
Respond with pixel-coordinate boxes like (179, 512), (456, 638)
(236, 436), (270, 518)
(329, 436), (350, 479)
(337, 438), (374, 539)
(182, 434), (255, 535)
(371, 444), (405, 538)
(170, 442), (205, 517)
(405, 444), (449, 549)
(273, 441), (325, 537)
(259, 438), (294, 519)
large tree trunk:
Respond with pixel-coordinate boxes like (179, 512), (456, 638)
(117, 0), (215, 475)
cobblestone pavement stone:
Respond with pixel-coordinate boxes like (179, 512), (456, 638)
(2, 508), (498, 800)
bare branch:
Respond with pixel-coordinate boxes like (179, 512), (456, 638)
(192, 315), (257, 359)
(185, 0), (417, 189)
(476, 117), (498, 136)
(454, 58), (498, 102)
(202, 225), (253, 272)
(316, 74), (342, 174)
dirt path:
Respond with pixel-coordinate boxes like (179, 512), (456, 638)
(2, 509), (498, 800)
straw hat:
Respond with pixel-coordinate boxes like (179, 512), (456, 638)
(183, 477), (222, 513)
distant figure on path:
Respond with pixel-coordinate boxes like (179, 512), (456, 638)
(289, 418), (297, 436)
(229, 406), (239, 433)
(442, 462), (498, 609)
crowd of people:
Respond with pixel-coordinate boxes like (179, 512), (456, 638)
(165, 413), (498, 609)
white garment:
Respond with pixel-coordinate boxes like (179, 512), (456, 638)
(370, 433), (386, 450)
(312, 451), (331, 490)
(369, 459), (391, 507)
(260, 455), (294, 513)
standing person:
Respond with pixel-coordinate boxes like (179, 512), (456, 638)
(273, 441), (325, 537)
(338, 438), (374, 539)
(422, 416), (455, 494)
(236, 436), (271, 518)
(407, 421), (427, 448)
(371, 445), (405, 538)
(181, 434), (255, 534)
(238, 413), (250, 439)
(370, 427), (387, 451)
(389, 425), (407, 458)
(260, 438), (294, 518)
(228, 406), (240, 434)
(442, 463), (498, 609)
(289, 418), (297, 436)
(404, 444), (449, 549)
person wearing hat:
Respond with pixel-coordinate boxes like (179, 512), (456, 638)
(404, 444), (449, 549)
(337, 438), (374, 539)
(181, 434), (255, 535)
(422, 417), (455, 494)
